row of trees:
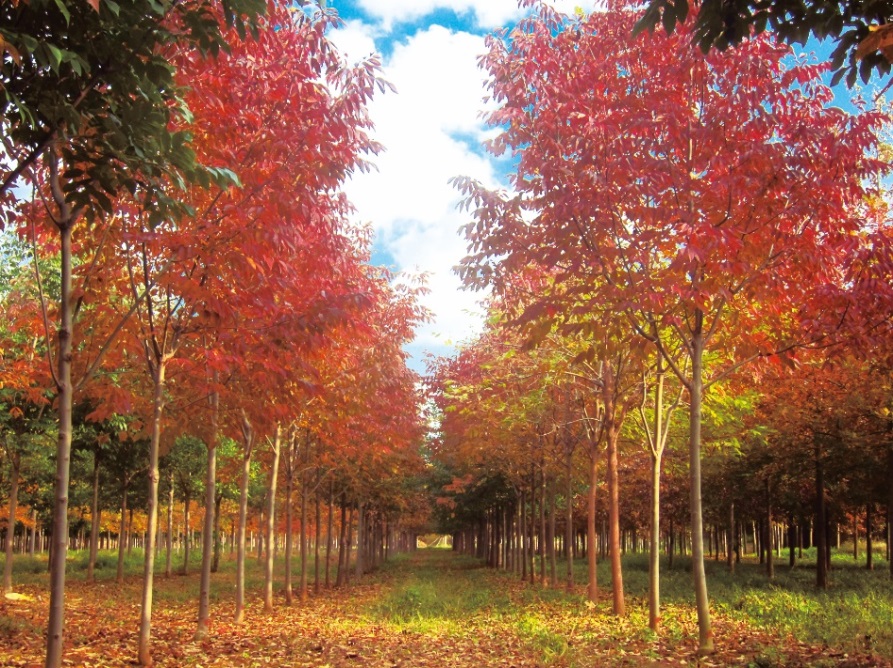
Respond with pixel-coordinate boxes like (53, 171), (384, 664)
(430, 0), (893, 657)
(1, 2), (429, 666)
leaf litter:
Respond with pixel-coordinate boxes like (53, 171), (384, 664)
(0, 552), (890, 668)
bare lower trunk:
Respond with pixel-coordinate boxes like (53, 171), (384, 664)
(264, 425), (282, 613)
(138, 362), (166, 665)
(3, 457), (20, 594)
(648, 450), (662, 631)
(587, 444), (598, 602)
(300, 469), (308, 602)
(565, 447), (574, 592)
(235, 414), (254, 624)
(196, 389), (219, 640)
(116, 487), (128, 583)
(46, 217), (75, 668)
(284, 439), (294, 606)
(689, 329), (713, 654)
(165, 474), (173, 578)
(314, 476), (321, 594)
(87, 455), (99, 584)
(326, 481), (334, 588)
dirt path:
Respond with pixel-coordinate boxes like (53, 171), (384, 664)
(1, 550), (890, 667)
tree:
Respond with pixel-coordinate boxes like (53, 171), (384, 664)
(633, 0), (893, 87)
(457, 1), (887, 653)
(1, 2), (264, 664)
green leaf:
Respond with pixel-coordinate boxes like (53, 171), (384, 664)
(52, 0), (71, 25)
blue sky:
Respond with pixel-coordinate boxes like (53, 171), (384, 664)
(324, 1), (886, 374)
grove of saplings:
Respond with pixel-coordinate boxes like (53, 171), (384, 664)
(0, 0), (892, 666)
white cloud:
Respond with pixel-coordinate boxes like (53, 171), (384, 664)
(330, 3), (604, 371)
(332, 23), (499, 368)
(350, 0), (524, 30)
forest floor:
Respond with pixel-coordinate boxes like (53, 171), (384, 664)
(1, 548), (892, 667)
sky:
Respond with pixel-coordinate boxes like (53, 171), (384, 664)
(323, 1), (880, 375)
(326, 0), (602, 374)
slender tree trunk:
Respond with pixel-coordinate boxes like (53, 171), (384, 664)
(326, 481), (334, 588)
(263, 425), (282, 613)
(336, 497), (347, 587)
(688, 326), (713, 654)
(283, 435), (294, 606)
(548, 481), (557, 586)
(565, 447), (574, 592)
(165, 474), (173, 578)
(314, 474), (321, 594)
(116, 486), (128, 583)
(3, 455), (20, 594)
(235, 414), (254, 623)
(182, 494), (191, 575)
(299, 468), (308, 602)
(46, 214), (75, 668)
(86, 453), (100, 585)
(355, 502), (365, 579)
(815, 439), (827, 589)
(196, 389), (219, 639)
(766, 480), (774, 579)
(604, 368), (625, 616)
(866, 503), (873, 571)
(138, 360), (167, 665)
(587, 442), (599, 601)
(212, 493), (222, 573)
(648, 449), (663, 630)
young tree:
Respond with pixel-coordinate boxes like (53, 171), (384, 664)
(457, 1), (887, 652)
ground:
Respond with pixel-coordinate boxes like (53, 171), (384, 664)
(1, 550), (891, 667)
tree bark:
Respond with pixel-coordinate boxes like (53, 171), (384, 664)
(766, 479), (774, 579)
(565, 445), (574, 592)
(263, 425), (282, 613)
(165, 473), (173, 578)
(299, 466), (308, 602)
(234, 413), (254, 623)
(3, 453), (20, 594)
(688, 324), (713, 654)
(587, 442), (599, 601)
(283, 432), (295, 606)
(87, 452), (100, 584)
(46, 216), (75, 668)
(815, 438), (827, 589)
(195, 389), (219, 639)
(116, 485), (128, 583)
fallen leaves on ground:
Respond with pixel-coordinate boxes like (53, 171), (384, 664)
(0, 553), (890, 668)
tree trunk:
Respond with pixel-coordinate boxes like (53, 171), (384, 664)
(87, 453), (100, 585)
(325, 481), (334, 588)
(46, 215), (75, 668)
(3, 454), (20, 594)
(766, 479), (774, 579)
(604, 365), (624, 617)
(299, 467), (308, 602)
(116, 485), (128, 583)
(314, 474), (321, 594)
(235, 414), (254, 623)
(727, 502), (735, 574)
(182, 494), (191, 575)
(336, 497), (347, 587)
(565, 446), (574, 592)
(283, 434), (294, 606)
(196, 388), (219, 640)
(212, 493), (222, 573)
(815, 439), (828, 589)
(165, 473), (173, 578)
(688, 325), (713, 654)
(138, 360), (167, 665)
(866, 503), (873, 571)
(355, 502), (365, 579)
(587, 442), (599, 602)
(263, 425), (282, 613)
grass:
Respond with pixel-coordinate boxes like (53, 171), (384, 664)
(556, 547), (893, 659)
(3, 545), (891, 666)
